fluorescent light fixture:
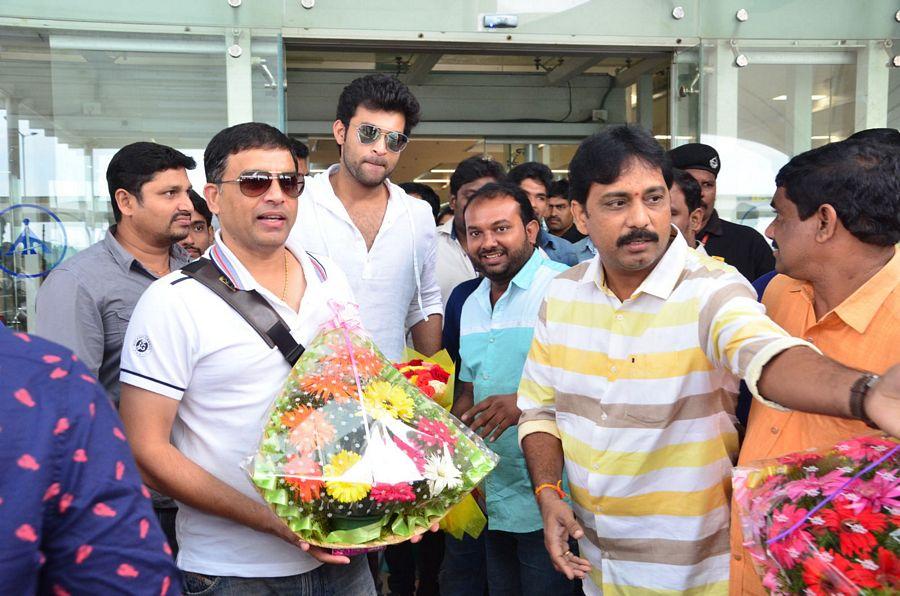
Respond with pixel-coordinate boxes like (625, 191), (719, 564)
(772, 94), (829, 101)
(414, 178), (451, 184)
(654, 134), (672, 140)
(430, 168), (456, 173)
(810, 135), (831, 140)
(551, 169), (568, 174)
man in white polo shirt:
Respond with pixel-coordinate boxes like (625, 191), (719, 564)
(291, 74), (442, 361)
(119, 122), (376, 594)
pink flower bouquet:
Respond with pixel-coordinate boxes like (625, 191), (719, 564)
(244, 310), (498, 548)
(733, 434), (899, 595)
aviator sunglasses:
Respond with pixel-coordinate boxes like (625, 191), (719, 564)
(355, 123), (410, 153)
(217, 170), (304, 198)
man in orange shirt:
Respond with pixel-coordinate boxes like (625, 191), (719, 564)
(730, 136), (900, 594)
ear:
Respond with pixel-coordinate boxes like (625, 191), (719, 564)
(525, 218), (540, 245)
(449, 194), (458, 211)
(332, 119), (347, 147)
(115, 189), (137, 218)
(688, 207), (704, 233)
(815, 204), (839, 242)
(204, 183), (222, 216)
(572, 200), (589, 234)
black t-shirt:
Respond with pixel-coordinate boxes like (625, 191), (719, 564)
(699, 210), (775, 283)
(559, 225), (586, 244)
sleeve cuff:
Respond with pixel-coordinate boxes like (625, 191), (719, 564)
(406, 304), (444, 328)
(745, 337), (821, 411)
(120, 369), (185, 401)
(518, 420), (561, 447)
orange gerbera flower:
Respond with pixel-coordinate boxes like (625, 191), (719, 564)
(299, 366), (357, 403)
(283, 454), (324, 502)
(323, 343), (383, 377)
(280, 405), (315, 429)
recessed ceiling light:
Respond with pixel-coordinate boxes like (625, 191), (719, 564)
(772, 95), (787, 101)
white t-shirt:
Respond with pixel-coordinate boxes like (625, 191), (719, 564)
(291, 165), (443, 361)
(436, 220), (477, 307)
(120, 233), (356, 577)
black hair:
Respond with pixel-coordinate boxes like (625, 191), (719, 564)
(437, 204), (454, 222)
(569, 125), (673, 205)
(507, 162), (553, 196)
(846, 127), (900, 147)
(399, 182), (441, 219)
(188, 189), (213, 226)
(463, 181), (537, 229)
(290, 138), (310, 159)
(775, 139), (900, 246)
(204, 122), (295, 184)
(671, 168), (703, 213)
(549, 179), (570, 201)
(106, 142), (196, 222)
(336, 74), (421, 136)
(449, 156), (506, 196)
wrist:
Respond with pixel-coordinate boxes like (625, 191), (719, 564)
(849, 373), (880, 429)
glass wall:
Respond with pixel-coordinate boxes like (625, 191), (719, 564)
(697, 42), (862, 235)
(0, 26), (284, 330)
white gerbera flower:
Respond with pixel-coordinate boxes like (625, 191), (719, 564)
(423, 445), (463, 496)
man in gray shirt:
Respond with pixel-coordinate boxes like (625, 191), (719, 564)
(36, 142), (196, 404)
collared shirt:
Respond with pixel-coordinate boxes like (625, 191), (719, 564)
(436, 220), (477, 307)
(698, 210), (775, 283)
(290, 165), (442, 361)
(538, 227), (579, 266)
(0, 327), (178, 594)
(120, 232), (356, 577)
(458, 250), (568, 533)
(517, 231), (810, 596)
(35, 225), (190, 404)
(572, 236), (596, 263)
(729, 247), (900, 596)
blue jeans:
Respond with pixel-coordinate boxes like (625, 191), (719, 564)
(438, 532), (486, 596)
(181, 555), (376, 596)
(483, 529), (574, 596)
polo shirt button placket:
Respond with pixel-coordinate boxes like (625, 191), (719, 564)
(770, 426), (779, 434)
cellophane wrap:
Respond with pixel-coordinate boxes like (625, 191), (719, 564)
(732, 434), (899, 595)
(244, 321), (499, 548)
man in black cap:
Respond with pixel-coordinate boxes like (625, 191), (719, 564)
(668, 142), (775, 282)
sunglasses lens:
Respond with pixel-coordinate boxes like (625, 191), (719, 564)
(238, 173), (272, 197)
(278, 174), (304, 198)
(357, 124), (380, 143)
(385, 132), (408, 152)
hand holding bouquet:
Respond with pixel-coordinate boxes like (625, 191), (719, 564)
(733, 434), (899, 595)
(245, 306), (498, 548)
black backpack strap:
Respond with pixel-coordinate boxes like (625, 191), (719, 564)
(181, 258), (305, 365)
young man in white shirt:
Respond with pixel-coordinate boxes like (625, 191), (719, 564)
(291, 74), (442, 361)
(118, 122), (376, 594)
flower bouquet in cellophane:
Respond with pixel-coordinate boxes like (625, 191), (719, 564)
(244, 305), (498, 548)
(733, 434), (899, 595)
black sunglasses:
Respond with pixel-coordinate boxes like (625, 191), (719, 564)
(355, 123), (409, 153)
(217, 170), (304, 198)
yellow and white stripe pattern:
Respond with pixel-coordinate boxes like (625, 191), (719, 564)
(518, 232), (809, 595)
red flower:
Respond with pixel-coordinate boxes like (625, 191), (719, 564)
(845, 547), (900, 591)
(801, 551), (858, 595)
(370, 482), (416, 503)
(283, 455), (324, 502)
(778, 450), (822, 467)
(819, 500), (887, 558)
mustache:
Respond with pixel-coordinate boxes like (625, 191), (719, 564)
(616, 229), (659, 247)
(171, 210), (191, 223)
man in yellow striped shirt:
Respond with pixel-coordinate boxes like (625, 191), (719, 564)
(516, 125), (900, 595)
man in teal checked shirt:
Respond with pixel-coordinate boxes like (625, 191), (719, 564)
(451, 181), (573, 596)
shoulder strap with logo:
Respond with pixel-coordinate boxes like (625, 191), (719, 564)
(180, 258), (304, 365)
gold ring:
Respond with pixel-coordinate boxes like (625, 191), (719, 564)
(562, 550), (572, 558)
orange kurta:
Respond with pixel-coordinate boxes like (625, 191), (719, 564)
(729, 248), (900, 595)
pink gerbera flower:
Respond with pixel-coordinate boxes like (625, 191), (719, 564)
(414, 418), (458, 452)
(839, 472), (900, 515)
(392, 434), (427, 473)
(767, 503), (812, 569)
(783, 469), (849, 501)
(370, 482), (416, 503)
(835, 436), (898, 463)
